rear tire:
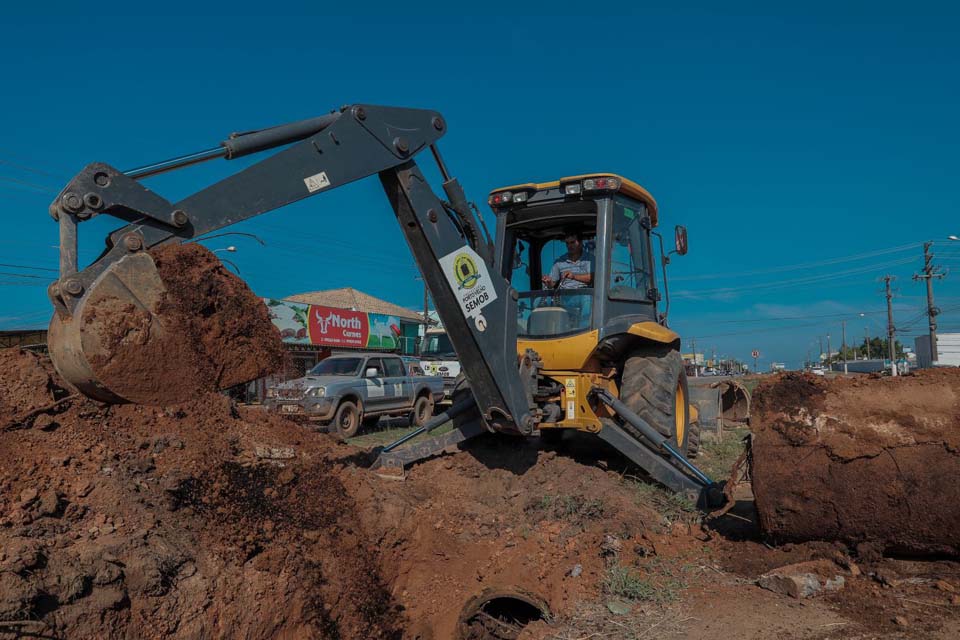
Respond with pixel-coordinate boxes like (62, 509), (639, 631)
(411, 395), (434, 427)
(334, 401), (360, 438)
(686, 417), (701, 459)
(619, 345), (692, 457)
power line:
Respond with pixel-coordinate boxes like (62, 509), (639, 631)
(0, 148), (69, 178)
(0, 157), (64, 181)
(673, 256), (917, 298)
(705, 309), (889, 324)
(670, 242), (919, 282)
(0, 271), (52, 280)
(0, 175), (55, 192)
(0, 262), (58, 273)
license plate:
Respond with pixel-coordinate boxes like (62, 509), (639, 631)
(281, 404), (301, 413)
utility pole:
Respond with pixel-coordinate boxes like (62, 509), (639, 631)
(691, 337), (698, 377)
(826, 334), (831, 371)
(864, 327), (870, 360)
(884, 275), (897, 376)
(841, 320), (848, 374)
(913, 241), (945, 366)
(422, 282), (429, 325)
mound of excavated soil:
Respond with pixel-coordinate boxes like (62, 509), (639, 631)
(1, 348), (689, 639)
(0, 349), (71, 428)
(0, 349), (401, 639)
(750, 370), (960, 557)
(84, 242), (283, 405)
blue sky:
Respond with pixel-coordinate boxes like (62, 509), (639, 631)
(1, 2), (958, 369)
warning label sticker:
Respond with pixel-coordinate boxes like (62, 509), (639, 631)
(439, 245), (498, 319)
(304, 171), (331, 193)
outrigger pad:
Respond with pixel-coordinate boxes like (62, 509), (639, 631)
(372, 418), (487, 478)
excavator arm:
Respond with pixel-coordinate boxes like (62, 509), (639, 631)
(47, 105), (536, 434)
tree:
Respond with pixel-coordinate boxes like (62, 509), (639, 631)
(827, 337), (903, 363)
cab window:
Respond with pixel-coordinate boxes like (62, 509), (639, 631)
(365, 358), (384, 376)
(609, 202), (652, 301)
(511, 238), (532, 291)
(384, 358), (405, 377)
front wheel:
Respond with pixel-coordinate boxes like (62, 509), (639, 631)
(334, 401), (361, 438)
(410, 395), (434, 427)
(619, 345), (694, 457)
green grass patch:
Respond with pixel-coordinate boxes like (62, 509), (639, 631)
(631, 481), (699, 525)
(696, 426), (749, 481)
(603, 561), (684, 604)
(525, 493), (608, 525)
(604, 564), (657, 601)
(346, 421), (454, 448)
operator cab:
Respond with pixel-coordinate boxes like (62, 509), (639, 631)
(489, 174), (665, 342)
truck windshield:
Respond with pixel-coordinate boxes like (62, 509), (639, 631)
(421, 333), (456, 358)
(308, 358), (362, 376)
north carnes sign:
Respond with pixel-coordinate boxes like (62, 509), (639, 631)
(309, 306), (368, 347)
(263, 299), (402, 349)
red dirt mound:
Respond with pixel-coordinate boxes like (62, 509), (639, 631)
(84, 242), (283, 405)
(0, 349), (71, 428)
(0, 348), (400, 639)
(750, 370), (960, 557)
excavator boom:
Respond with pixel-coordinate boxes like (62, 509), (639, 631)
(47, 105), (535, 433)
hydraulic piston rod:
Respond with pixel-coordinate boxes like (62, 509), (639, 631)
(124, 113), (343, 179)
(591, 386), (713, 487)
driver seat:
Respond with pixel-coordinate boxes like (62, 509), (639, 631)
(527, 307), (572, 335)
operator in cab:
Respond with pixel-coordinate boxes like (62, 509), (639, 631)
(541, 231), (594, 289)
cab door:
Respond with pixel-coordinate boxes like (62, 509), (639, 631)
(382, 357), (410, 410)
(363, 358), (388, 409)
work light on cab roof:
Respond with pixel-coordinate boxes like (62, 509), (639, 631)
(487, 173), (658, 227)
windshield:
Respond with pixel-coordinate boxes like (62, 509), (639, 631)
(308, 357), (362, 376)
(421, 333), (456, 358)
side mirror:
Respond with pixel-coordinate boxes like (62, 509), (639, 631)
(674, 225), (688, 256)
(365, 367), (378, 378)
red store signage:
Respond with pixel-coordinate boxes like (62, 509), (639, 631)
(307, 305), (370, 348)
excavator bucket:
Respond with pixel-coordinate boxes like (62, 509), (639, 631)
(48, 243), (284, 406)
(49, 251), (170, 404)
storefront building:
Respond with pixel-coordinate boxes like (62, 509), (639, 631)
(264, 287), (426, 379)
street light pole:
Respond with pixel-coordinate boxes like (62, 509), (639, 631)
(212, 247), (240, 275)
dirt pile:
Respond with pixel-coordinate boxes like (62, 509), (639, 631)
(0, 349), (71, 428)
(750, 370), (960, 557)
(81, 242), (283, 405)
(1, 347), (717, 639)
(0, 349), (400, 639)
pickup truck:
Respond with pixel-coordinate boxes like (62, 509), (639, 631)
(265, 352), (445, 437)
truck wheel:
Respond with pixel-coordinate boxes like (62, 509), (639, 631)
(334, 401), (360, 438)
(411, 395), (434, 427)
(619, 345), (693, 457)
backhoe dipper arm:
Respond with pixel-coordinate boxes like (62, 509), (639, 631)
(48, 105), (535, 434)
